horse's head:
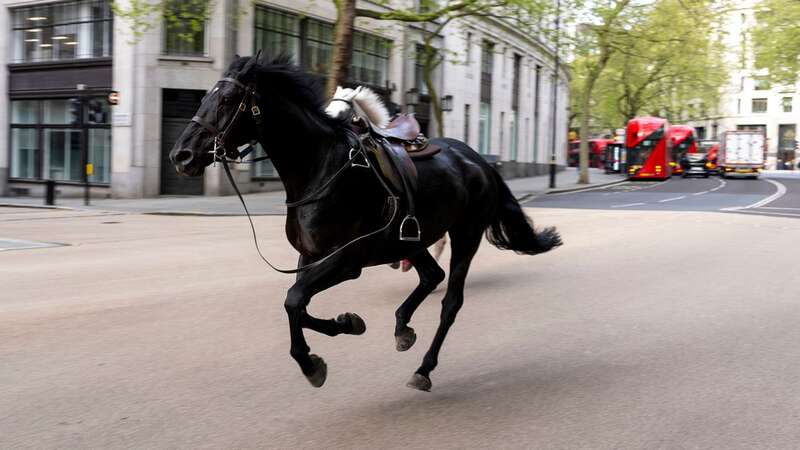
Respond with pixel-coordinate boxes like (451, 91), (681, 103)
(169, 53), (263, 177)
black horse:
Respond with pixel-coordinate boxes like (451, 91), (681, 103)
(169, 54), (562, 391)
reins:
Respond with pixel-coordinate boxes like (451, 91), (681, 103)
(199, 71), (400, 274)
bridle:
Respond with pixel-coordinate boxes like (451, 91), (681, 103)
(191, 70), (400, 274)
(191, 76), (264, 163)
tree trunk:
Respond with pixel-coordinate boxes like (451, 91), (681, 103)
(423, 46), (444, 137)
(326, 0), (356, 95)
(578, 69), (602, 184)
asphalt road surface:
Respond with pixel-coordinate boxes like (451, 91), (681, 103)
(2, 194), (800, 449)
(527, 173), (800, 218)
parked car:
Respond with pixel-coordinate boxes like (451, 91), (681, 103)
(680, 152), (711, 177)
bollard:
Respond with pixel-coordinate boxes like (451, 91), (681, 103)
(45, 180), (56, 206)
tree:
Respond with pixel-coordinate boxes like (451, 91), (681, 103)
(588, 0), (727, 126)
(568, 0), (728, 183)
(752, 0), (800, 85)
(333, 0), (552, 131)
(568, 0), (636, 184)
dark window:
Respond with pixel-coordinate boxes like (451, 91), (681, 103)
(254, 7), (301, 60)
(752, 98), (768, 113)
(10, 98), (111, 183)
(480, 40), (494, 103)
(10, 0), (112, 63)
(511, 54), (521, 111)
(351, 32), (391, 87)
(754, 77), (770, 90)
(783, 97), (793, 113)
(163, 0), (206, 56)
(464, 104), (471, 145)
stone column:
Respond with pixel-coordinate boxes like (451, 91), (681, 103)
(0, 7), (9, 195)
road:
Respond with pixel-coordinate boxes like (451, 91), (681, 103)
(526, 173), (800, 217)
(2, 179), (800, 449)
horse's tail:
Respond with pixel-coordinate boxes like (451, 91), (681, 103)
(485, 169), (562, 255)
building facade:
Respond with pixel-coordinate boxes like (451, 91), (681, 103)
(0, 0), (569, 198)
(689, 0), (799, 170)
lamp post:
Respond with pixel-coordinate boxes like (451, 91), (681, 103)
(405, 88), (419, 114)
(549, 0), (561, 189)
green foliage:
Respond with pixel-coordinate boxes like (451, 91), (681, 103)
(112, 0), (211, 43)
(569, 0), (729, 131)
(752, 0), (800, 85)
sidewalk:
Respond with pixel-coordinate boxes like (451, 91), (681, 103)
(0, 168), (625, 216)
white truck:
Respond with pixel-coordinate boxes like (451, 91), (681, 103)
(719, 130), (766, 178)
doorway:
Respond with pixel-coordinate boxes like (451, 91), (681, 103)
(160, 89), (206, 195)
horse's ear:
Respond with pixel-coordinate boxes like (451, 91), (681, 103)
(334, 86), (342, 97)
(353, 86), (363, 97)
(240, 50), (262, 76)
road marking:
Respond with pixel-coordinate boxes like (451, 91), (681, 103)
(708, 178), (726, 192)
(548, 180), (629, 196)
(611, 202), (646, 208)
(760, 207), (800, 211)
(733, 209), (800, 218)
(721, 179), (787, 211)
(658, 196), (686, 203)
(693, 191), (710, 196)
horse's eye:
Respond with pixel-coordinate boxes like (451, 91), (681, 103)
(222, 96), (231, 104)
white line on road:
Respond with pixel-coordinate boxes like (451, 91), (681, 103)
(658, 196), (686, 203)
(734, 209), (800, 218)
(708, 178), (727, 192)
(611, 202), (646, 208)
(721, 179), (787, 211)
(693, 191), (710, 196)
(760, 207), (800, 211)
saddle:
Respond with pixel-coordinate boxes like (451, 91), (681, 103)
(353, 114), (441, 241)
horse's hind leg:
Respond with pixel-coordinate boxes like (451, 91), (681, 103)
(395, 250), (446, 351)
(407, 228), (482, 392)
(285, 255), (361, 388)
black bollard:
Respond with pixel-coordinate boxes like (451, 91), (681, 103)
(45, 180), (56, 206)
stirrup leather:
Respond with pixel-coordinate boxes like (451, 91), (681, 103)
(399, 215), (421, 242)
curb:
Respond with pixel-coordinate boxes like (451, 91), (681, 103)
(0, 202), (78, 211)
(514, 178), (628, 202)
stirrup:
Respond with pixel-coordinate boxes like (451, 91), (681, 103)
(399, 215), (421, 242)
(349, 148), (370, 169)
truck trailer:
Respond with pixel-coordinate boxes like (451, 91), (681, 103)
(719, 131), (766, 179)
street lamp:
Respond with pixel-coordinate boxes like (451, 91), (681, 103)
(405, 88), (419, 113)
(441, 95), (453, 112)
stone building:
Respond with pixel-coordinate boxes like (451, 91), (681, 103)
(0, 0), (569, 198)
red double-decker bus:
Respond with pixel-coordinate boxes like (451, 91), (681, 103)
(667, 125), (698, 176)
(626, 117), (672, 180)
(567, 139), (614, 168)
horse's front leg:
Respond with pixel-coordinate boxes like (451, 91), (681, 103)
(285, 255), (362, 387)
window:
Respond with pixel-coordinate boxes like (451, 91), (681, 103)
(783, 97), (793, 113)
(253, 8), (390, 88)
(737, 99), (742, 114)
(479, 102), (491, 154)
(510, 112), (518, 161)
(415, 44), (432, 95)
(754, 78), (771, 90)
(163, 0), (206, 56)
(305, 19), (334, 75)
(480, 41), (494, 103)
(254, 7), (301, 60)
(351, 32), (390, 87)
(10, 98), (111, 183)
(11, 0), (112, 63)
(533, 65), (541, 158)
(500, 111), (505, 155)
(464, 104), (471, 145)
(752, 98), (768, 113)
(465, 32), (472, 65)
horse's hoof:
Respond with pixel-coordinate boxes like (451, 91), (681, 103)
(336, 312), (366, 335)
(406, 373), (432, 392)
(395, 327), (417, 352)
(305, 354), (327, 388)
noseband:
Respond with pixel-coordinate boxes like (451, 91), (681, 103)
(191, 76), (262, 162)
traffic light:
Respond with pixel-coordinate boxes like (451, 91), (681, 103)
(69, 98), (81, 125)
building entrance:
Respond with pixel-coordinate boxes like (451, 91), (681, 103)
(160, 89), (206, 195)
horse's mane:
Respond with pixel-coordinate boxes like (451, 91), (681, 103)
(352, 87), (390, 128)
(234, 54), (339, 136)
